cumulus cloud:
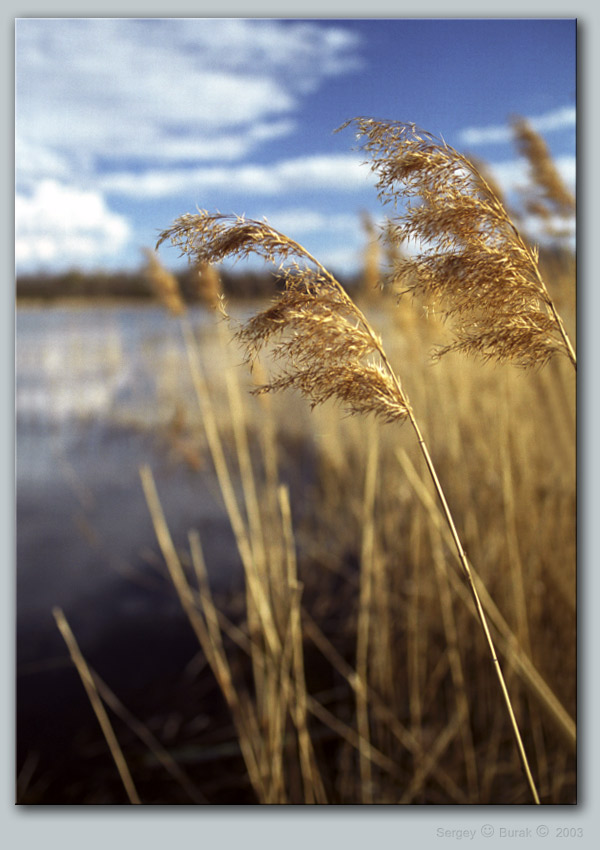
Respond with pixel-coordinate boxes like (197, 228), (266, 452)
(15, 180), (131, 270)
(460, 105), (576, 147)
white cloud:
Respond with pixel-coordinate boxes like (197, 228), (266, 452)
(532, 106), (577, 133)
(520, 212), (575, 248)
(16, 139), (71, 184)
(16, 18), (362, 184)
(262, 209), (359, 235)
(460, 105), (576, 147)
(100, 154), (373, 198)
(488, 154), (576, 195)
(316, 245), (363, 275)
(460, 124), (513, 146)
(15, 19), (364, 272)
(15, 180), (131, 270)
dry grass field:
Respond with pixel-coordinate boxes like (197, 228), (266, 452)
(18, 118), (576, 805)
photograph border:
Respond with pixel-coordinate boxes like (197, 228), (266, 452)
(4, 2), (597, 846)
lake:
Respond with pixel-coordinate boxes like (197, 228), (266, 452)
(16, 303), (250, 771)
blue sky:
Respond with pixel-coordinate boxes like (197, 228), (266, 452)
(15, 17), (576, 277)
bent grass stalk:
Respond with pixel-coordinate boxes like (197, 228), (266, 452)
(53, 607), (142, 805)
(301, 610), (469, 803)
(139, 464), (269, 801)
(158, 212), (541, 803)
(277, 484), (328, 804)
(143, 460), (393, 800)
(88, 668), (207, 804)
(356, 431), (379, 802)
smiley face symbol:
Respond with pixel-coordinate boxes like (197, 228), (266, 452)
(481, 825), (494, 838)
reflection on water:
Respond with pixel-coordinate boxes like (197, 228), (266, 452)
(17, 303), (218, 430)
(16, 299), (318, 783)
(17, 303), (240, 671)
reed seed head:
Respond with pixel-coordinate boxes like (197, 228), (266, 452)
(158, 211), (311, 270)
(158, 213), (410, 424)
(195, 261), (223, 310)
(510, 115), (576, 241)
(339, 117), (574, 369)
(143, 247), (186, 316)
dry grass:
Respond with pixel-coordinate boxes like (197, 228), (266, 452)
(157, 287), (574, 803)
(44, 119), (575, 805)
(53, 607), (142, 804)
(193, 261), (223, 309)
(359, 210), (382, 299)
(156, 207), (558, 803)
(43, 278), (575, 802)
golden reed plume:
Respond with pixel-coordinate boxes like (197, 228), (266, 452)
(158, 212), (410, 425)
(339, 118), (576, 369)
(143, 247), (186, 316)
(194, 260), (223, 310)
(511, 115), (576, 220)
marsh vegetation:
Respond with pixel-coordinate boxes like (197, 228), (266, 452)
(17, 117), (576, 805)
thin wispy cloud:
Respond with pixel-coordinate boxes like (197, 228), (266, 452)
(460, 105), (575, 147)
(488, 154), (575, 195)
(100, 155), (372, 199)
(263, 209), (360, 235)
(15, 18), (365, 272)
(16, 19), (363, 181)
(15, 19), (575, 274)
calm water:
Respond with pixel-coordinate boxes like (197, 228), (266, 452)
(17, 303), (241, 684)
(16, 300), (319, 775)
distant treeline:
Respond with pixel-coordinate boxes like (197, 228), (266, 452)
(16, 266), (362, 303)
(16, 245), (572, 304)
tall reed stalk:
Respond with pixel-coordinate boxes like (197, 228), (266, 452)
(158, 212), (541, 803)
